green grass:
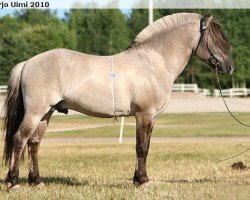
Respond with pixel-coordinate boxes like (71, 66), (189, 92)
(43, 113), (250, 138)
(0, 141), (249, 199)
(1, 113), (250, 138)
(0, 113), (250, 199)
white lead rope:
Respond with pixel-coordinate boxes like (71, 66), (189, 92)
(110, 56), (125, 143)
(110, 56), (116, 116)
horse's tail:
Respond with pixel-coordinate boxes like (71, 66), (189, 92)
(2, 61), (26, 165)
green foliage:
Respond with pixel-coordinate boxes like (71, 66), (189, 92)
(0, 9), (249, 89)
(67, 9), (129, 55)
(0, 10), (77, 84)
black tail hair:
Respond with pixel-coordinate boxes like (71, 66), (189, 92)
(2, 68), (24, 166)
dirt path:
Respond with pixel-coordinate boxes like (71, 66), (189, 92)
(40, 136), (250, 143)
(1, 136), (250, 144)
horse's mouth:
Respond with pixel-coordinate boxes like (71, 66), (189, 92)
(209, 63), (226, 75)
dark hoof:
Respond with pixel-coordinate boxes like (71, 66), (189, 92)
(28, 176), (44, 187)
(30, 182), (45, 188)
(133, 171), (149, 186)
(4, 171), (19, 188)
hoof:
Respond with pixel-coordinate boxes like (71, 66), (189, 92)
(35, 182), (45, 188)
(133, 172), (149, 186)
(7, 184), (20, 192)
(36, 182), (45, 188)
(28, 175), (44, 187)
(29, 181), (45, 188)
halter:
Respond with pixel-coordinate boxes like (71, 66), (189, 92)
(194, 16), (223, 73)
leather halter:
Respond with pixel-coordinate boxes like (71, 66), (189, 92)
(194, 16), (207, 55)
(194, 16), (223, 73)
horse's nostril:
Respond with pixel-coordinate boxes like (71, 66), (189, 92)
(228, 66), (233, 71)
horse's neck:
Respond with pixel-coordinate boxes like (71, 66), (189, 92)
(133, 21), (200, 81)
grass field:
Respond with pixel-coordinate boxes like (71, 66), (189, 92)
(45, 113), (250, 138)
(0, 141), (249, 199)
(1, 113), (250, 138)
(0, 113), (250, 199)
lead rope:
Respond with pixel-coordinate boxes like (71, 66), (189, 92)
(110, 56), (118, 122)
(215, 68), (250, 162)
(216, 69), (250, 128)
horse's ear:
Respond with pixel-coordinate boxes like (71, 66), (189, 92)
(203, 15), (214, 28)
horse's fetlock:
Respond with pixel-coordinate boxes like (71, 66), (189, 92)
(4, 170), (19, 185)
(28, 171), (42, 185)
(133, 170), (149, 185)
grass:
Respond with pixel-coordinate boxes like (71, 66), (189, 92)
(41, 113), (250, 138)
(0, 141), (249, 199)
(1, 113), (250, 138)
(0, 113), (250, 198)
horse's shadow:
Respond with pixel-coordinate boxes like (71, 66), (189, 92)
(0, 176), (89, 186)
(161, 178), (223, 183)
(1, 176), (239, 189)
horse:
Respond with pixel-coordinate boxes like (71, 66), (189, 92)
(2, 13), (234, 191)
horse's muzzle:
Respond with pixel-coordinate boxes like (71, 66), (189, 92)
(227, 65), (234, 74)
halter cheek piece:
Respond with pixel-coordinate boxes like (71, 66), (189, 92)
(194, 16), (223, 72)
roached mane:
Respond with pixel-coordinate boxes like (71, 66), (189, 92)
(126, 13), (229, 50)
(126, 13), (201, 50)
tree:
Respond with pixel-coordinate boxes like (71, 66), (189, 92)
(0, 10), (77, 84)
(14, 9), (59, 25)
(67, 9), (130, 55)
(0, 9), (249, 88)
(127, 9), (161, 41)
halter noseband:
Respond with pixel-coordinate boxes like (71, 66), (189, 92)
(195, 16), (223, 72)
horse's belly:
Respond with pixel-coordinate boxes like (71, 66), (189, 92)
(64, 86), (132, 118)
(67, 101), (131, 118)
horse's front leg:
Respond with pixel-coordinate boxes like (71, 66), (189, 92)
(133, 112), (155, 186)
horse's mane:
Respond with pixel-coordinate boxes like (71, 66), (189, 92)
(126, 12), (229, 50)
(204, 19), (229, 48)
(126, 13), (201, 50)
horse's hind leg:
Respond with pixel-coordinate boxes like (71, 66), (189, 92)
(4, 112), (45, 191)
(133, 112), (155, 186)
(27, 111), (52, 187)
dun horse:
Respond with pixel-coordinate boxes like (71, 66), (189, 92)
(3, 13), (234, 191)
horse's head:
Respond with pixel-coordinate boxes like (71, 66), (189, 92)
(195, 15), (234, 75)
